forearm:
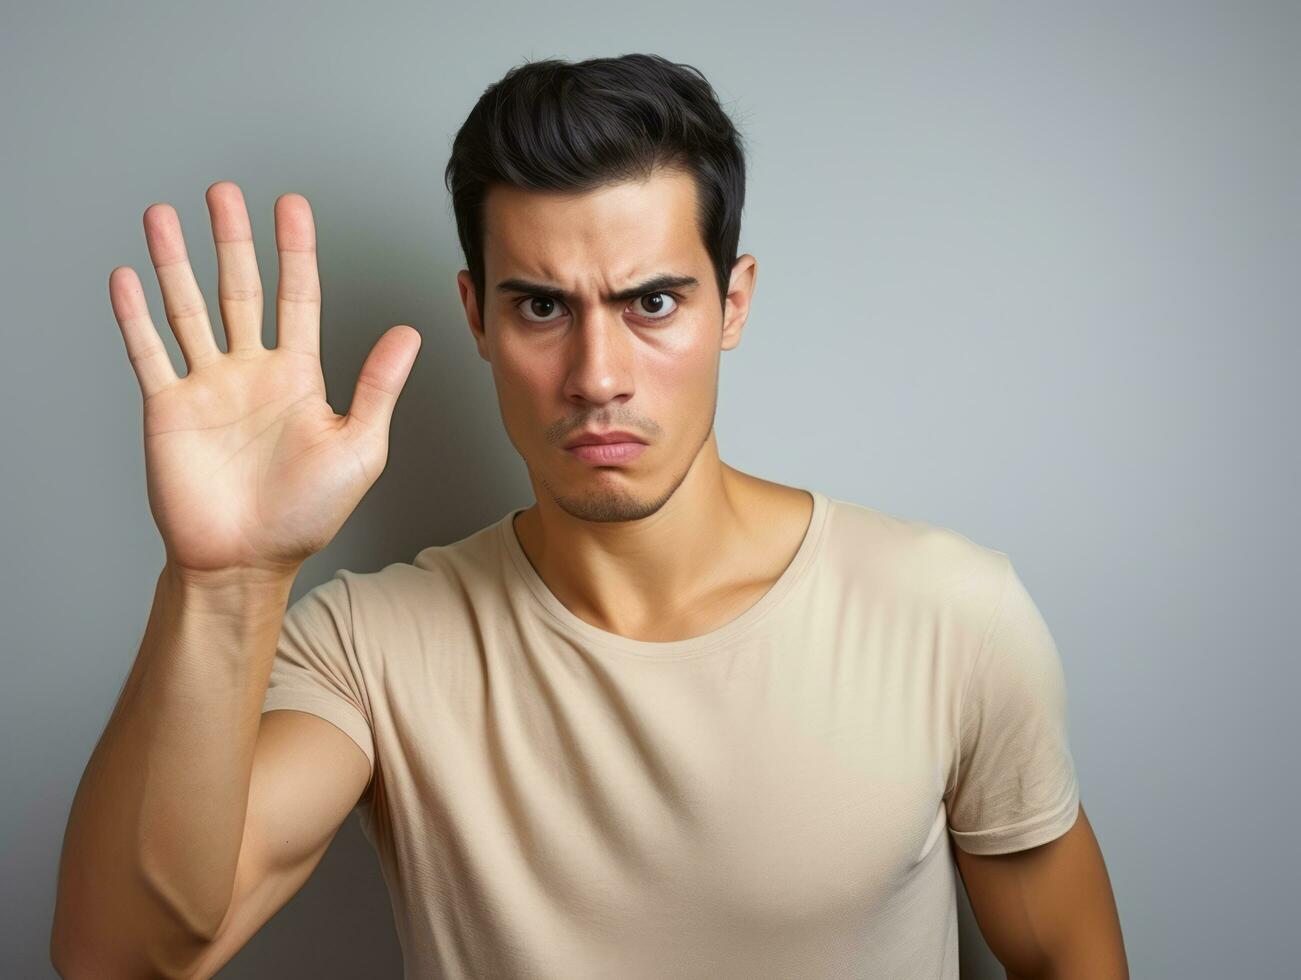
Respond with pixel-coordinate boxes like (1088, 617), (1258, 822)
(51, 562), (297, 974)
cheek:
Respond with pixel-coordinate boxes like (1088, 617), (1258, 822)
(649, 331), (719, 400)
(487, 350), (544, 448)
(493, 339), (557, 400)
(644, 360), (712, 408)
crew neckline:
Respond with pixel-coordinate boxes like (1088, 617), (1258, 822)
(497, 488), (830, 660)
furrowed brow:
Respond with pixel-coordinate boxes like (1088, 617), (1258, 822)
(495, 273), (700, 305)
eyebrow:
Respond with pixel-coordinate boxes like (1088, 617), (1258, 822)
(494, 273), (700, 305)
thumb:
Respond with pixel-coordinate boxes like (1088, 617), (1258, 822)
(343, 324), (421, 437)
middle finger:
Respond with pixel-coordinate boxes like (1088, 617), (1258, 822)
(206, 180), (265, 355)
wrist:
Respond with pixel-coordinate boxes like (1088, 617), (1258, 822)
(160, 560), (300, 616)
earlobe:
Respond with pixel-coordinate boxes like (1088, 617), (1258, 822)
(721, 318), (745, 351)
(469, 318), (490, 362)
(720, 302), (747, 351)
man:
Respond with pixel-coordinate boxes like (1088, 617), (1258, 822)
(53, 54), (1126, 979)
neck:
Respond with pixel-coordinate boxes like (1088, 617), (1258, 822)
(512, 429), (755, 637)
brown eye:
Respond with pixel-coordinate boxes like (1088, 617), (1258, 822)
(517, 296), (565, 324)
(636, 292), (678, 320)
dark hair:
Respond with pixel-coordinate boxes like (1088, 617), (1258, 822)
(443, 53), (748, 318)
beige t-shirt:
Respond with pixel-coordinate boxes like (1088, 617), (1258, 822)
(261, 488), (1080, 979)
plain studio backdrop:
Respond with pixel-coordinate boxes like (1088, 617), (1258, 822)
(2, 2), (1296, 977)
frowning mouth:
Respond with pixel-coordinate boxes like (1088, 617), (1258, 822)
(562, 428), (648, 448)
(565, 441), (647, 464)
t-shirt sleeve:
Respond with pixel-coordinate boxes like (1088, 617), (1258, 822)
(261, 571), (376, 793)
(945, 555), (1081, 855)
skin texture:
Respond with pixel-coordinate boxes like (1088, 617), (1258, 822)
(456, 168), (814, 642)
(51, 182), (417, 977)
(456, 167), (1129, 973)
(955, 803), (1130, 978)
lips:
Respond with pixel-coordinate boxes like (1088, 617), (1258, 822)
(566, 441), (647, 464)
(562, 429), (647, 448)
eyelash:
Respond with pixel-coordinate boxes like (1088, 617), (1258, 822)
(513, 291), (683, 325)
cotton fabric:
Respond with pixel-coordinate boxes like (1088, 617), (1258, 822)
(261, 489), (1080, 978)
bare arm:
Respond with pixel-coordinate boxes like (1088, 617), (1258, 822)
(51, 566), (375, 978)
(953, 802), (1129, 980)
(181, 708), (371, 979)
(50, 181), (418, 976)
(51, 565), (299, 975)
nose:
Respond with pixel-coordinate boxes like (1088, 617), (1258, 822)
(562, 308), (635, 408)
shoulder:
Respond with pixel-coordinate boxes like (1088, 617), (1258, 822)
(817, 494), (1013, 658)
(328, 515), (510, 621)
(823, 494), (1008, 595)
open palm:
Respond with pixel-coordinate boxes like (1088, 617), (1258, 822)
(109, 182), (421, 577)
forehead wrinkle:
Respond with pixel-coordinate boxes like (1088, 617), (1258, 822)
(496, 244), (689, 303)
(497, 271), (701, 308)
(483, 176), (705, 303)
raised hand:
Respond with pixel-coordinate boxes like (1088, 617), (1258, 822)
(109, 181), (421, 580)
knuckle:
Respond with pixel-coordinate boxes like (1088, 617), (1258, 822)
(165, 299), (208, 321)
(128, 345), (169, 369)
(277, 288), (320, 305)
(218, 286), (263, 302)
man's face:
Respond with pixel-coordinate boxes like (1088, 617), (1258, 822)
(458, 168), (754, 524)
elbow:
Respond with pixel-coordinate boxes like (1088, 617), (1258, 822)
(50, 901), (202, 980)
(51, 940), (195, 980)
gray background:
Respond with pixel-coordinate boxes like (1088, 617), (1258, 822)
(3, 1), (1296, 977)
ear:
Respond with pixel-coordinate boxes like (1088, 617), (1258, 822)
(457, 269), (490, 362)
(720, 254), (757, 352)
